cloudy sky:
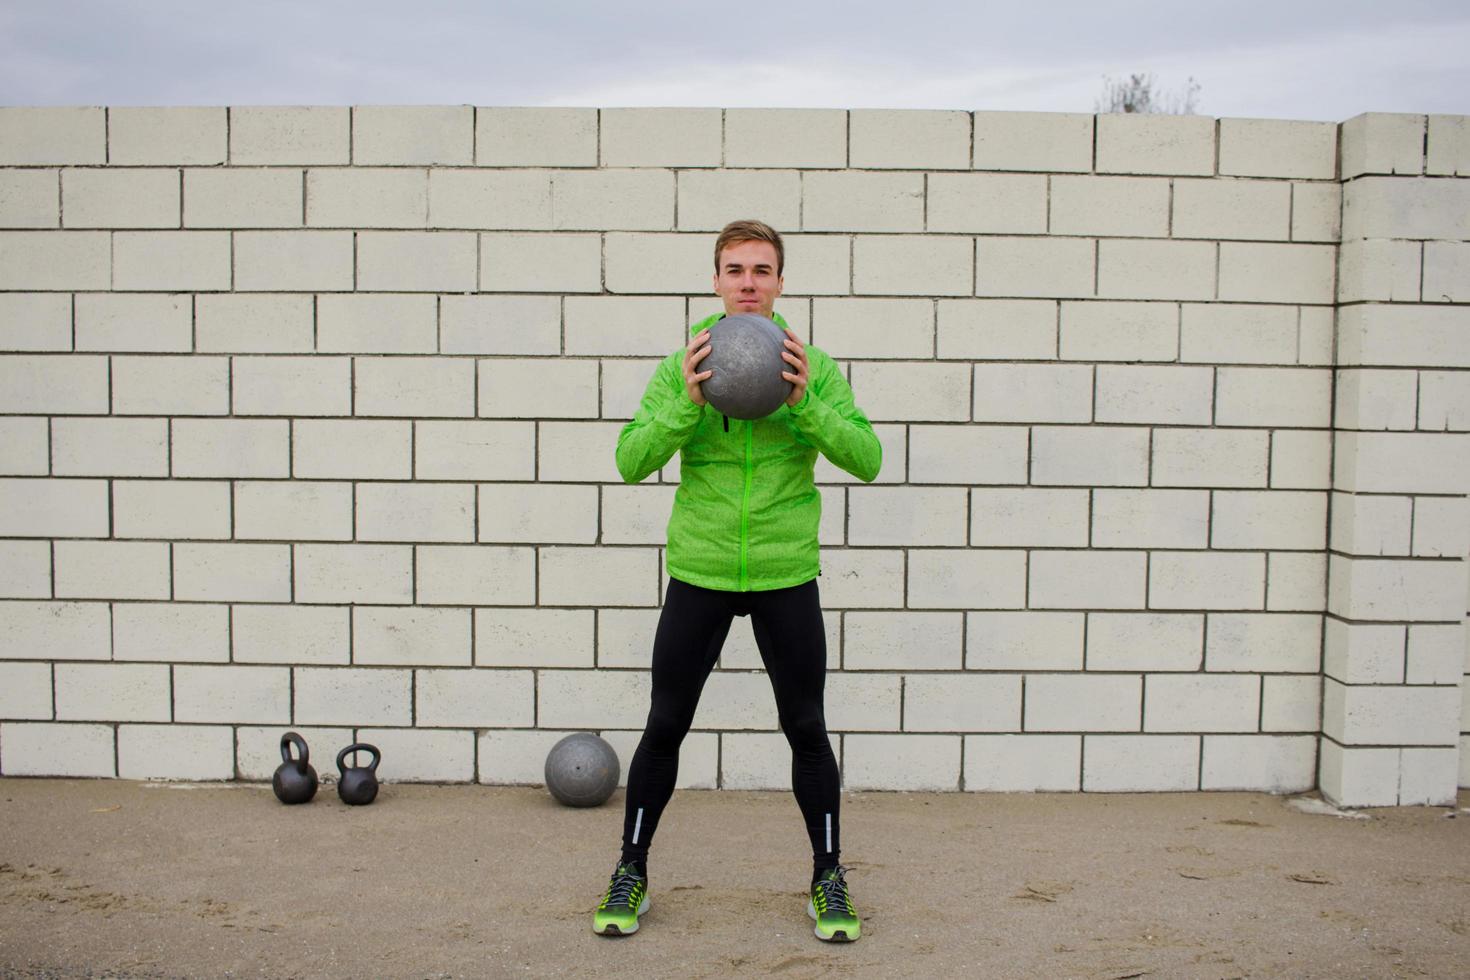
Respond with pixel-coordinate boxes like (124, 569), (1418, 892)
(2, 0), (1467, 121)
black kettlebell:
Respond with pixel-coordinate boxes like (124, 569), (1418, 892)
(336, 743), (381, 806)
(272, 732), (318, 805)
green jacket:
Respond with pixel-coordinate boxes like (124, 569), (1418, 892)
(616, 312), (882, 592)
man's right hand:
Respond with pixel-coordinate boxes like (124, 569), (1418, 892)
(683, 329), (713, 406)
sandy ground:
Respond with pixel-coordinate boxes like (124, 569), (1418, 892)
(0, 780), (1467, 980)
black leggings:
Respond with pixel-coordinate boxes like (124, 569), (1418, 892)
(620, 577), (841, 872)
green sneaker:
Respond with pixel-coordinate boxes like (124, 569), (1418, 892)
(593, 863), (649, 936)
(807, 866), (861, 942)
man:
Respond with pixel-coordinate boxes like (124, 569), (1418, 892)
(593, 220), (882, 942)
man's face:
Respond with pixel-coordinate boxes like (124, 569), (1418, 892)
(713, 239), (783, 318)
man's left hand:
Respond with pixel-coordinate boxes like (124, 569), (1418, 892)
(781, 329), (809, 407)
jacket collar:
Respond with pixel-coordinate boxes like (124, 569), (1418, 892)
(690, 310), (790, 336)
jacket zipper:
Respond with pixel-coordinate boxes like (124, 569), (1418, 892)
(739, 418), (753, 590)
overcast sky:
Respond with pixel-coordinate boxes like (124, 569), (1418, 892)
(2, 0), (1466, 121)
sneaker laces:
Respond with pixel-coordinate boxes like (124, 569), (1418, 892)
(813, 866), (853, 915)
(603, 865), (644, 908)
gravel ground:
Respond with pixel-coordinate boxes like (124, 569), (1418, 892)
(1, 779), (1467, 979)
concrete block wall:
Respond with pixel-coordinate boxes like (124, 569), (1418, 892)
(1324, 113), (1470, 806)
(0, 106), (1465, 807)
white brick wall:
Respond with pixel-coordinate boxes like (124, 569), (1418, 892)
(1095, 114), (1215, 176)
(974, 363), (1092, 422)
(356, 483), (474, 543)
(845, 734), (960, 791)
(233, 605), (349, 665)
(414, 668), (535, 727)
(1025, 675), (1142, 732)
(927, 174), (1047, 234)
(353, 606), (471, 666)
(64, 169), (179, 228)
(1143, 674), (1260, 732)
(552, 170), (674, 231)
(1086, 613), (1203, 671)
(114, 603), (229, 663)
(174, 542), (291, 602)
(1218, 118), (1336, 180)
(0, 541), (52, 599)
(968, 612), (1084, 670)
(724, 110), (846, 169)
(965, 734), (1081, 791)
(428, 170), (550, 230)
(1051, 176), (1169, 238)
(845, 612), (963, 670)
(1032, 427), (1150, 487)
(1098, 240), (1216, 300)
(0, 355), (110, 413)
(805, 173), (924, 233)
(0, 231), (109, 290)
(296, 544), (412, 604)
(1, 171), (60, 230)
(1201, 734), (1316, 792)
(1, 723), (115, 776)
(111, 107), (226, 166)
(234, 481), (352, 541)
(904, 674), (1021, 731)
(229, 107), (349, 165)
(75, 294), (192, 352)
(477, 108), (596, 167)
(294, 420), (411, 479)
(1061, 301), (1177, 362)
(1083, 735), (1200, 791)
(295, 667), (412, 726)
(1263, 675), (1320, 732)
(357, 727), (476, 783)
(0, 662), (55, 718)
(118, 725), (235, 780)
(194, 294), (313, 353)
(1092, 489), (1208, 549)
(186, 168), (301, 229)
(56, 663), (171, 721)
(973, 112), (1092, 173)
(174, 665), (290, 723)
(1172, 178), (1291, 241)
(0, 294), (70, 351)
(722, 731), (825, 790)
(476, 608), (593, 668)
(853, 235), (972, 296)
(970, 489), (1087, 546)
(2, 105), (1467, 804)
(1030, 550), (1148, 609)
(908, 550), (1027, 610)
(0, 602), (111, 660)
(416, 545), (534, 606)
(307, 169), (424, 229)
(55, 541), (171, 600)
(976, 236), (1094, 298)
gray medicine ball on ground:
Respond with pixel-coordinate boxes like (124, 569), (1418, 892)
(700, 313), (794, 420)
(544, 732), (620, 807)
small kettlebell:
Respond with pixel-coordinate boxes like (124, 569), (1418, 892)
(272, 731), (318, 805)
(336, 742), (381, 806)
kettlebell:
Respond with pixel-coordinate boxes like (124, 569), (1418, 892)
(272, 731), (318, 805)
(336, 742), (381, 806)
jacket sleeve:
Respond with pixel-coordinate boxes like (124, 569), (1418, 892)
(787, 355), (883, 483)
(615, 353), (705, 484)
